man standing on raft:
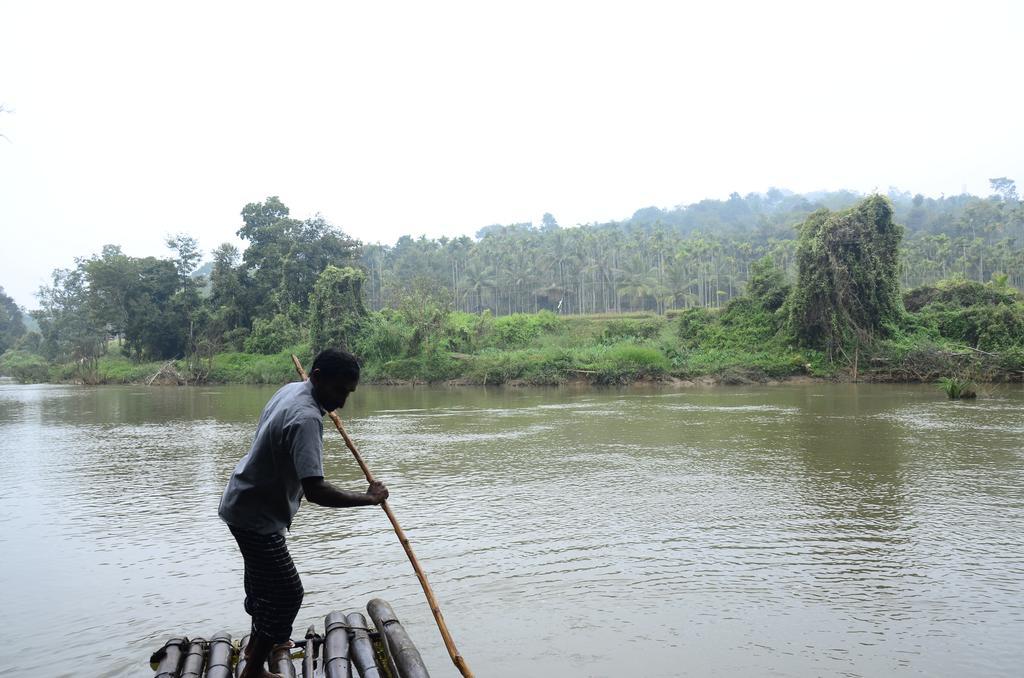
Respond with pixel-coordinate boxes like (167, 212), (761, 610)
(219, 348), (389, 678)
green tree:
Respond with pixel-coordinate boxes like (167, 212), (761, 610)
(279, 215), (360, 312)
(81, 245), (135, 343)
(33, 266), (106, 368)
(209, 243), (245, 326)
(237, 196), (301, 323)
(237, 197), (360, 326)
(78, 247), (192, 360)
(0, 286), (26, 354)
(244, 314), (302, 354)
(165, 233), (202, 287)
(121, 257), (190, 360)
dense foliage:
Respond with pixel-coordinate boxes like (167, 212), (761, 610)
(2, 185), (1023, 385)
(908, 279), (1024, 351)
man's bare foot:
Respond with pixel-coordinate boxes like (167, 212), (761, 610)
(239, 647), (290, 678)
(238, 636), (292, 678)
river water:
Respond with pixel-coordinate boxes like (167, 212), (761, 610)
(1, 382), (1022, 677)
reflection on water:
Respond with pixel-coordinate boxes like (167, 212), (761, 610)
(1, 383), (1023, 677)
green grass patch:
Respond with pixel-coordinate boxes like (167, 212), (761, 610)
(206, 344), (312, 384)
(599, 315), (666, 344)
(671, 347), (819, 381)
(576, 342), (671, 384)
(457, 342), (671, 385)
(94, 354), (167, 383)
(487, 310), (563, 349)
(0, 350), (51, 383)
(370, 347), (462, 383)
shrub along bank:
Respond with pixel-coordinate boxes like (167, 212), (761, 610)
(5, 274), (1024, 386)
(4, 295), (1022, 386)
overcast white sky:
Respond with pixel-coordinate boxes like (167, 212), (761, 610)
(1, 0), (1022, 308)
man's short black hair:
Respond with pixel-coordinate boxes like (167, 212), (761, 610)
(311, 348), (360, 383)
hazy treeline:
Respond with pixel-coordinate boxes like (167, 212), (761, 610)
(363, 181), (1024, 315)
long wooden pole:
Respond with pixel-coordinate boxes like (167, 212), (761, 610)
(291, 354), (474, 678)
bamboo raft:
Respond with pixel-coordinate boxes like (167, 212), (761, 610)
(151, 598), (430, 678)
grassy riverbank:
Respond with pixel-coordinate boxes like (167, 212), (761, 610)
(5, 278), (1022, 386)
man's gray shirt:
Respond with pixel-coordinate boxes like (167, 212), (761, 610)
(219, 380), (326, 534)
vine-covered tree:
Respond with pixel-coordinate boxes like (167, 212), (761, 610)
(308, 266), (368, 353)
(789, 196), (904, 356)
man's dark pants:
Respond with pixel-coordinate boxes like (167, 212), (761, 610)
(229, 525), (304, 645)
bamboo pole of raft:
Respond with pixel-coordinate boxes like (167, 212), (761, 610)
(368, 598), (430, 678)
(322, 612), (352, 678)
(152, 637), (186, 678)
(179, 637), (206, 678)
(270, 644), (297, 678)
(204, 632), (233, 678)
(291, 354), (474, 678)
(301, 625), (319, 678)
(345, 612), (382, 678)
(234, 635), (249, 678)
